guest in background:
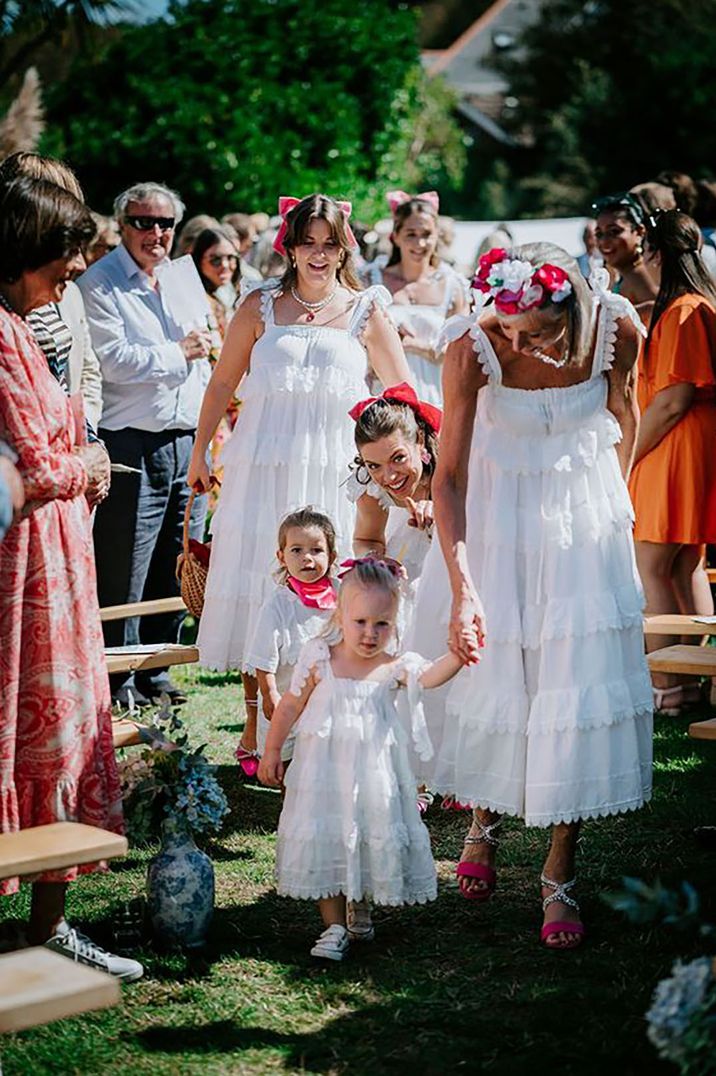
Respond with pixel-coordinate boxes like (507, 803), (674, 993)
(593, 192), (658, 317)
(630, 211), (716, 715)
(79, 181), (212, 707)
(0, 176), (142, 981)
(576, 220), (603, 279)
(174, 213), (220, 257)
(86, 213), (121, 265)
(222, 212), (263, 283)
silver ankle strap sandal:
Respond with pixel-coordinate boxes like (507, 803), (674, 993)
(463, 818), (501, 847)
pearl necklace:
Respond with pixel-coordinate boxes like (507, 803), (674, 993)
(290, 284), (338, 322)
(534, 349), (568, 368)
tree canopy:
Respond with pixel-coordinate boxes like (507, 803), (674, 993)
(43, 0), (466, 220)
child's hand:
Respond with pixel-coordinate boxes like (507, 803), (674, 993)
(258, 750), (284, 787)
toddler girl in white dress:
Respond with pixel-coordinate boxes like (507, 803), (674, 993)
(245, 507), (338, 766)
(257, 558), (469, 961)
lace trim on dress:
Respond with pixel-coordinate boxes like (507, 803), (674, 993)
(289, 637), (331, 696)
(394, 651), (434, 762)
(590, 267), (647, 375)
(349, 284), (392, 340)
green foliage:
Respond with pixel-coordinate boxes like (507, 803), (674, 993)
(42, 0), (466, 220)
(493, 0), (716, 216)
(603, 876), (712, 938)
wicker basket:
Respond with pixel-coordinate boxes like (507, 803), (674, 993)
(176, 490), (211, 618)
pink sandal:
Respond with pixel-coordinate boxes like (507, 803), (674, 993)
(441, 795), (472, 812)
(235, 743), (260, 777)
(456, 818), (500, 901)
(540, 874), (585, 950)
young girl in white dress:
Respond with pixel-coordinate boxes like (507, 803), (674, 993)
(257, 558), (469, 962)
(245, 508), (338, 767)
(365, 191), (469, 406)
(188, 194), (410, 771)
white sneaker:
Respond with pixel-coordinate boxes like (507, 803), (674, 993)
(346, 900), (375, 942)
(44, 920), (144, 982)
(310, 924), (349, 962)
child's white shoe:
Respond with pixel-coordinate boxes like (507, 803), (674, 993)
(347, 900), (375, 942)
(310, 924), (349, 962)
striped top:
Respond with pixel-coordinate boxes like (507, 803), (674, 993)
(27, 303), (73, 392)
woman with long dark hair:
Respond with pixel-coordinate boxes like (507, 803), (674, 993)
(187, 194), (410, 770)
(593, 192), (658, 316)
(630, 210), (716, 714)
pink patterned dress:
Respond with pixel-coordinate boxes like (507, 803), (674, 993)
(0, 301), (123, 895)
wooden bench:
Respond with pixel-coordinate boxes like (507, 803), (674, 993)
(688, 718), (716, 741)
(105, 643), (199, 677)
(100, 595), (186, 623)
(644, 614), (716, 637)
(647, 644), (716, 676)
(0, 822), (129, 1035)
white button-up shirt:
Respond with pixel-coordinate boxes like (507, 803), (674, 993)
(78, 244), (211, 432)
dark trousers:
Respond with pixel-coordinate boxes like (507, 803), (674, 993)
(94, 427), (206, 689)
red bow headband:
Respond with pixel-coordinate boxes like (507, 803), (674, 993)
(386, 190), (440, 215)
(348, 382), (442, 434)
(273, 195), (359, 256)
(337, 556), (405, 581)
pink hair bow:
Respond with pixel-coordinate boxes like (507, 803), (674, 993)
(386, 189), (440, 215)
(273, 195), (359, 255)
(337, 556), (406, 581)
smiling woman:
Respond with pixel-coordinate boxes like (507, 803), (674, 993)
(187, 193), (411, 769)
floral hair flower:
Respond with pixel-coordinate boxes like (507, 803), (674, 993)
(472, 249), (573, 315)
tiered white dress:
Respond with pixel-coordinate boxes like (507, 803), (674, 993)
(245, 584), (333, 761)
(198, 283), (390, 671)
(275, 638), (437, 905)
(366, 262), (468, 405)
(409, 290), (654, 826)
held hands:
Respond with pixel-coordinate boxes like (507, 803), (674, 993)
(180, 329), (212, 362)
(257, 749), (284, 787)
(406, 496), (434, 531)
(448, 584), (486, 666)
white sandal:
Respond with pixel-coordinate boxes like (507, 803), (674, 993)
(347, 900), (375, 942)
(653, 684), (685, 717)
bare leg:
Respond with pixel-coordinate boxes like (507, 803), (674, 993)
(541, 822), (582, 948)
(458, 807), (501, 897)
(672, 545), (713, 617)
(636, 540), (681, 688)
(28, 882), (67, 945)
(318, 894), (346, 929)
(239, 672), (259, 752)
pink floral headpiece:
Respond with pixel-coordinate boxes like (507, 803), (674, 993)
(472, 248), (573, 316)
(273, 195), (358, 256)
(386, 189), (440, 215)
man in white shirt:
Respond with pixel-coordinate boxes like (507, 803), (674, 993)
(79, 181), (212, 706)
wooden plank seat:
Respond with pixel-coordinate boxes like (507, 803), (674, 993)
(644, 614), (716, 636)
(688, 717), (716, 741)
(105, 643), (198, 677)
(100, 595), (187, 622)
(707, 568), (716, 585)
(0, 822), (127, 881)
(648, 644), (716, 676)
(0, 948), (119, 1033)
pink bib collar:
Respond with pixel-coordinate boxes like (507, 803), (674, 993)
(287, 575), (337, 610)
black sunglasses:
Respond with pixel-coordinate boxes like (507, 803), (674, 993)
(207, 254), (238, 267)
(125, 215), (176, 232)
(590, 192), (645, 226)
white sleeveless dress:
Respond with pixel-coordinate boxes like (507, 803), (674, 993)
(198, 283), (390, 671)
(366, 262), (468, 406)
(275, 638), (437, 905)
(409, 289), (653, 826)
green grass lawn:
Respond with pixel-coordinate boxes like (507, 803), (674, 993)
(2, 668), (714, 1075)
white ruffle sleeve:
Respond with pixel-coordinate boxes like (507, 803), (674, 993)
(394, 651), (434, 762)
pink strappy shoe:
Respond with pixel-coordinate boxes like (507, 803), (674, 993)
(235, 743), (260, 777)
(456, 818), (500, 901)
(540, 874), (585, 950)
(441, 795), (471, 812)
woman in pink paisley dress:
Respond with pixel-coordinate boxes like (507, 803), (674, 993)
(0, 176), (141, 980)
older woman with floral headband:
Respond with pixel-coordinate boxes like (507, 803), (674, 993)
(409, 244), (653, 949)
(188, 193), (410, 773)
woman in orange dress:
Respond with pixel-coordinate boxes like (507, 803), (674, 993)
(629, 210), (716, 714)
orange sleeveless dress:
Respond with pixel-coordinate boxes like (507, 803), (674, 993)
(629, 294), (716, 543)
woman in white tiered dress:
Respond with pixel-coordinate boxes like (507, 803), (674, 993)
(188, 195), (410, 763)
(411, 246), (653, 949)
(366, 193), (468, 406)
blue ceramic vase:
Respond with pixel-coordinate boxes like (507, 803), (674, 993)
(147, 816), (214, 948)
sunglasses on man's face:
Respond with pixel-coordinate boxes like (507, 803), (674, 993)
(125, 215), (176, 232)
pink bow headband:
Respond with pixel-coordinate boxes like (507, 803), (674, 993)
(273, 195), (359, 256)
(386, 189), (440, 215)
(337, 556), (406, 581)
